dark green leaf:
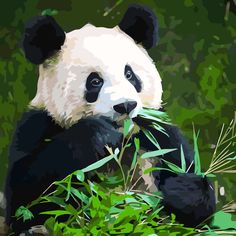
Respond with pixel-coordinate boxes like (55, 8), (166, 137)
(41, 9), (58, 16)
(15, 206), (34, 222)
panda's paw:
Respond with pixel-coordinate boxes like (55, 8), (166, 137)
(159, 173), (215, 227)
(62, 116), (122, 157)
(83, 117), (123, 156)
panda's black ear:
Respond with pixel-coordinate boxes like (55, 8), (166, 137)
(22, 16), (65, 64)
(119, 4), (158, 49)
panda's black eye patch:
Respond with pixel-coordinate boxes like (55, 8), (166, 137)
(124, 65), (142, 93)
(85, 72), (103, 103)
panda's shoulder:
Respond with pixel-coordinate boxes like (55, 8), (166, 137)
(15, 109), (59, 136)
(9, 109), (62, 162)
(18, 109), (50, 126)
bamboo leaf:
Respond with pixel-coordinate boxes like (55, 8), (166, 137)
(141, 148), (177, 159)
(131, 138), (139, 170)
(138, 108), (171, 124)
(151, 123), (169, 137)
(41, 9), (58, 16)
(15, 206), (34, 222)
(161, 159), (185, 173)
(142, 128), (161, 149)
(40, 210), (71, 218)
(82, 154), (115, 172)
(143, 167), (159, 174)
(226, 156), (236, 161)
(71, 187), (89, 204)
(123, 119), (132, 137)
(75, 170), (85, 182)
(180, 144), (186, 172)
(193, 126), (201, 175)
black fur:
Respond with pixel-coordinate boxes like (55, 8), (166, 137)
(160, 174), (215, 227)
(119, 4), (158, 49)
(5, 110), (215, 233)
(85, 72), (104, 103)
(134, 118), (215, 226)
(5, 110), (122, 234)
(6, 5), (215, 233)
(125, 65), (142, 93)
(22, 16), (65, 64)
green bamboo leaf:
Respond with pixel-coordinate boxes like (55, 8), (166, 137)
(89, 182), (99, 194)
(139, 114), (170, 125)
(180, 144), (186, 172)
(136, 193), (160, 206)
(211, 211), (236, 230)
(15, 206), (34, 222)
(65, 176), (72, 201)
(82, 154), (115, 172)
(206, 173), (216, 178)
(71, 187), (89, 204)
(226, 156), (236, 161)
(145, 167), (179, 174)
(141, 148), (177, 159)
(123, 119), (132, 137)
(75, 170), (85, 182)
(161, 159), (185, 173)
(41, 196), (66, 207)
(151, 123), (169, 137)
(138, 108), (171, 123)
(143, 167), (159, 174)
(40, 210), (71, 218)
(141, 128), (161, 149)
(193, 127), (201, 175)
(134, 137), (140, 150)
(41, 9), (58, 16)
(131, 138), (139, 170)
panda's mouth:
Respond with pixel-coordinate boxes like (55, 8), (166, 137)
(115, 113), (129, 123)
(114, 111), (139, 128)
(112, 106), (139, 124)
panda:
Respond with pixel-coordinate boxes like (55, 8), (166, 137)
(5, 4), (215, 235)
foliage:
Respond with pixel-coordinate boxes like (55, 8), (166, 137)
(0, 0), (236, 233)
(0, 0), (235, 193)
(205, 114), (236, 175)
(13, 109), (236, 235)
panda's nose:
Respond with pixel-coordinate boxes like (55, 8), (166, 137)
(113, 101), (137, 115)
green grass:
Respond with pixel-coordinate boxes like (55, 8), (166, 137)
(13, 109), (236, 235)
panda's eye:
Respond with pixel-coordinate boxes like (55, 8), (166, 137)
(85, 72), (104, 103)
(125, 70), (133, 80)
(124, 65), (142, 93)
(86, 72), (104, 90)
(90, 77), (103, 87)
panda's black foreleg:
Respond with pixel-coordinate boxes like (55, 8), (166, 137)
(5, 112), (122, 234)
(136, 122), (216, 227)
(159, 172), (215, 227)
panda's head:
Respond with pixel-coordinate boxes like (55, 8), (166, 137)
(23, 5), (162, 127)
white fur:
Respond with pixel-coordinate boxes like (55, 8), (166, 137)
(31, 24), (163, 127)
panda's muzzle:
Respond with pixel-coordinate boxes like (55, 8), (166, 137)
(113, 101), (137, 115)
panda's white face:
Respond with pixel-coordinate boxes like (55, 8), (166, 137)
(31, 24), (162, 127)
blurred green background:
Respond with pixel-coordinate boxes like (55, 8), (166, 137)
(0, 0), (235, 218)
